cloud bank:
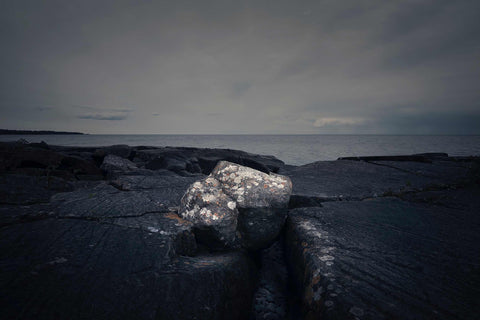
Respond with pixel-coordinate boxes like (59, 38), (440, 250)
(0, 0), (479, 134)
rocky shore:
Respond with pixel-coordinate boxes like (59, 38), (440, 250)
(1, 140), (479, 319)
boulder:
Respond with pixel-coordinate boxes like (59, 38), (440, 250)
(93, 144), (133, 160)
(179, 161), (292, 250)
(179, 176), (239, 248)
(213, 161), (292, 250)
(100, 154), (138, 178)
(136, 147), (285, 175)
(285, 192), (480, 319)
(212, 161), (291, 208)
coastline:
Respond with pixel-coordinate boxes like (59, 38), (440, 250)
(1, 140), (479, 319)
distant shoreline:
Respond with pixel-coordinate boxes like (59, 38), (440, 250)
(0, 129), (84, 135)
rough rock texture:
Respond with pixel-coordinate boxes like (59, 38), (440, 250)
(251, 240), (290, 320)
(179, 176), (239, 248)
(93, 144), (134, 160)
(136, 147), (285, 175)
(0, 217), (256, 320)
(212, 161), (292, 208)
(2, 141), (479, 320)
(284, 155), (480, 320)
(179, 161), (292, 250)
(285, 195), (480, 320)
(0, 174), (75, 205)
(1, 141), (298, 319)
(100, 154), (138, 178)
(282, 154), (475, 205)
(214, 161), (292, 250)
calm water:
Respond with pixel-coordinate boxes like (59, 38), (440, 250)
(1, 134), (479, 165)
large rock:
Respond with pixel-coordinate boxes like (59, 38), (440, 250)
(179, 161), (292, 250)
(0, 174), (74, 205)
(136, 147), (285, 175)
(212, 161), (291, 208)
(282, 154), (476, 206)
(0, 217), (256, 320)
(179, 176), (239, 248)
(285, 191), (480, 320)
(100, 154), (138, 178)
(93, 144), (134, 160)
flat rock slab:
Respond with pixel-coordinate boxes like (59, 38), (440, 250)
(0, 217), (255, 320)
(285, 191), (480, 319)
(0, 174), (75, 205)
(284, 158), (474, 203)
(52, 175), (198, 218)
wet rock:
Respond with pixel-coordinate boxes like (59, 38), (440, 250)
(100, 154), (138, 178)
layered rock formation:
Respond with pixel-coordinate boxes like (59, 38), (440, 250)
(1, 140), (479, 320)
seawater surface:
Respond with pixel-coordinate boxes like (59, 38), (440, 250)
(1, 134), (479, 166)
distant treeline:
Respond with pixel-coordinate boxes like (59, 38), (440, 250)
(0, 129), (84, 135)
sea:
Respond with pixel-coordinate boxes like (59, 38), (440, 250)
(1, 134), (479, 166)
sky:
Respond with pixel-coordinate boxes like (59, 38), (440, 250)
(1, 0), (479, 134)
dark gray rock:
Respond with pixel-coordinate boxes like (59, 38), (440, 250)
(0, 217), (256, 320)
(136, 147), (285, 175)
(285, 192), (480, 320)
(237, 207), (288, 251)
(0, 174), (74, 205)
(100, 154), (138, 178)
(282, 156), (475, 206)
(0, 203), (54, 227)
(52, 183), (173, 218)
(251, 240), (289, 320)
(0, 142), (64, 171)
(59, 155), (102, 177)
(110, 173), (198, 192)
(93, 144), (134, 160)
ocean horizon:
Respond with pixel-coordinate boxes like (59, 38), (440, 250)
(1, 134), (479, 166)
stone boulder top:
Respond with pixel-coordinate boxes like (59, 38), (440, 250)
(212, 161), (292, 208)
(179, 161), (292, 249)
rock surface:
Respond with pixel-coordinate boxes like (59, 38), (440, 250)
(179, 176), (239, 248)
(100, 154), (138, 178)
(283, 154), (480, 320)
(179, 161), (292, 250)
(1, 141), (479, 320)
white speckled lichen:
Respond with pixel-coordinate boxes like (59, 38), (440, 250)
(178, 161), (292, 247)
(211, 161), (292, 208)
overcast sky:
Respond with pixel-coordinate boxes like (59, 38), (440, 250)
(1, 0), (479, 134)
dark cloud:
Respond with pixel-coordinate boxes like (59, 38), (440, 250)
(0, 0), (479, 133)
(77, 113), (128, 121)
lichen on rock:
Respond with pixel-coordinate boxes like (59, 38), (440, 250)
(179, 161), (292, 249)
